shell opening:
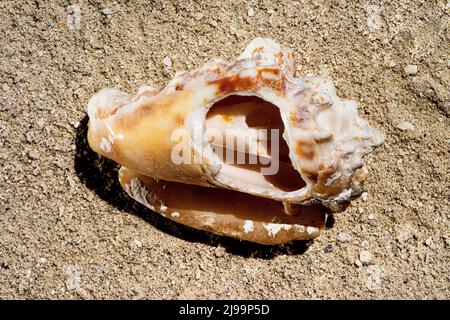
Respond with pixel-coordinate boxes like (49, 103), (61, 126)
(205, 95), (307, 194)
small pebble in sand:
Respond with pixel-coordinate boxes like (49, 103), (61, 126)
(28, 150), (40, 160)
(36, 119), (45, 128)
(214, 245), (226, 257)
(337, 233), (352, 242)
(366, 265), (382, 291)
(324, 243), (333, 253)
(354, 259), (363, 267)
(361, 192), (369, 201)
(359, 250), (373, 264)
(387, 61), (396, 68)
(26, 269), (33, 281)
(192, 12), (203, 20)
(132, 239), (142, 248)
(101, 8), (113, 16)
(66, 264), (81, 291)
(26, 132), (35, 143)
(67, 5), (81, 30)
(404, 64), (418, 76)
(232, 28), (247, 38)
(397, 121), (414, 131)
(163, 56), (172, 67)
(0, 121), (5, 134)
(425, 237), (433, 246)
(366, 5), (382, 31)
(247, 8), (254, 17)
(368, 213), (375, 220)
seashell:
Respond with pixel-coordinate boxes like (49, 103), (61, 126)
(87, 38), (383, 244)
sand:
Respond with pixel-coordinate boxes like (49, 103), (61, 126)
(0, 0), (448, 299)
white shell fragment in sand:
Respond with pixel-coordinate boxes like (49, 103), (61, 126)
(86, 38), (384, 245)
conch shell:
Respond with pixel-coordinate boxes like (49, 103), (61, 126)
(87, 38), (383, 245)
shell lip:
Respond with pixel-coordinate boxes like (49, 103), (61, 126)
(118, 167), (326, 245)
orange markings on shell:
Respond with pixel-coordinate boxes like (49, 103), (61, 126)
(290, 107), (310, 128)
(116, 91), (189, 129)
(275, 51), (284, 65)
(208, 68), (285, 95)
(252, 46), (264, 57)
(295, 141), (316, 160)
(175, 115), (184, 126)
(301, 169), (318, 181)
(222, 115), (233, 122)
